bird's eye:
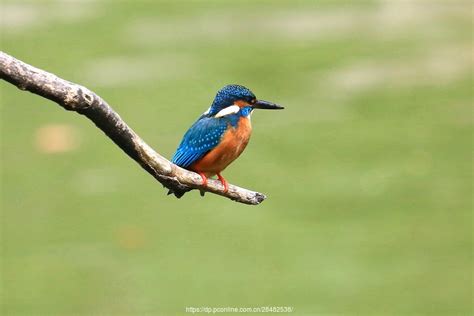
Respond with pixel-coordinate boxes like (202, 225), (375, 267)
(250, 99), (256, 104)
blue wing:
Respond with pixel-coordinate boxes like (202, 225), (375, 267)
(172, 116), (229, 168)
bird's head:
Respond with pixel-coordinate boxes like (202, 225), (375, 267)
(205, 84), (284, 117)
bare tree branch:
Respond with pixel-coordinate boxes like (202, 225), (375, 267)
(0, 51), (266, 205)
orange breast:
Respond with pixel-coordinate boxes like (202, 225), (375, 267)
(191, 116), (252, 177)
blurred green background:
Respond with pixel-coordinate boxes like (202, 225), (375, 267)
(1, 0), (472, 315)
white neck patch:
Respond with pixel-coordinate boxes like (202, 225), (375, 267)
(214, 105), (240, 118)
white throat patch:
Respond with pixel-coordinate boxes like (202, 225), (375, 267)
(214, 105), (240, 118)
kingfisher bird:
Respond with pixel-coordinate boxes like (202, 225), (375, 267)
(169, 84), (284, 198)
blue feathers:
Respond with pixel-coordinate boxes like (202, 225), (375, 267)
(172, 116), (228, 168)
(208, 85), (256, 116)
(172, 84), (256, 169)
(240, 106), (253, 117)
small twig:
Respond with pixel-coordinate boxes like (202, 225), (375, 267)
(0, 51), (266, 205)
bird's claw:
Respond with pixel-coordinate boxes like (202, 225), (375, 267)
(197, 171), (208, 187)
(197, 171), (227, 194)
(217, 173), (229, 193)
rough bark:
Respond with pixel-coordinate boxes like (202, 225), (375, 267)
(0, 51), (266, 205)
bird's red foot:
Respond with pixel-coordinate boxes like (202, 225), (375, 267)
(197, 171), (208, 187)
(217, 173), (228, 193)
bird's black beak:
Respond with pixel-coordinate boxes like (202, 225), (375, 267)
(253, 99), (284, 110)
